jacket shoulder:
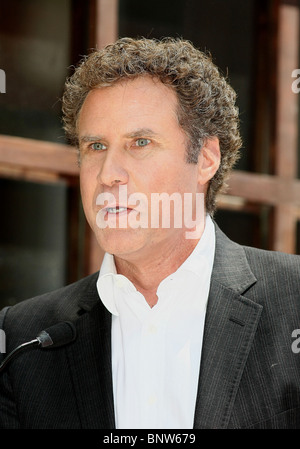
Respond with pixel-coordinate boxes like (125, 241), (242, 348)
(0, 272), (99, 350)
(243, 244), (300, 277)
(240, 245), (300, 314)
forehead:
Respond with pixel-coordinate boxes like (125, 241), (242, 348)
(78, 76), (179, 127)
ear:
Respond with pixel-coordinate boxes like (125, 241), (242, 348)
(197, 137), (220, 186)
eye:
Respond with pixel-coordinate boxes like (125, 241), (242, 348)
(91, 142), (107, 151)
(134, 138), (151, 147)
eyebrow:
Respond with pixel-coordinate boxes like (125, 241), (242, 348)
(79, 135), (105, 144)
(79, 128), (159, 145)
(123, 128), (159, 139)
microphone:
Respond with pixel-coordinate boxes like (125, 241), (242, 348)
(0, 321), (76, 374)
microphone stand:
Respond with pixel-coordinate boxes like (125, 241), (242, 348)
(0, 321), (76, 374)
(0, 339), (40, 373)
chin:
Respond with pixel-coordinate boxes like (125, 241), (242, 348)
(94, 227), (147, 258)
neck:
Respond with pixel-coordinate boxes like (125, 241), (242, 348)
(114, 235), (201, 307)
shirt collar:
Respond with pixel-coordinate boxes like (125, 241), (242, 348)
(97, 215), (215, 316)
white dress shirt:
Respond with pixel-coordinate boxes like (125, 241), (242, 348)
(97, 215), (215, 429)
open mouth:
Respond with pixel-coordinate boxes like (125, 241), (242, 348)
(105, 206), (130, 214)
(103, 206), (136, 219)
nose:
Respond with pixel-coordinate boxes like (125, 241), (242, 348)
(97, 149), (129, 187)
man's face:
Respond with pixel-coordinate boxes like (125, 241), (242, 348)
(78, 76), (208, 263)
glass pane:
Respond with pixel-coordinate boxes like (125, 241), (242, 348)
(0, 0), (74, 306)
(0, 0), (71, 142)
(0, 178), (67, 307)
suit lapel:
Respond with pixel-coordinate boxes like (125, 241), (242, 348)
(63, 225), (263, 429)
(193, 225), (263, 428)
(66, 286), (115, 429)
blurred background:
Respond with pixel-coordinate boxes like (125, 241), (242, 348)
(0, 0), (299, 307)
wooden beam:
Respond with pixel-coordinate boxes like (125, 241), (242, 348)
(0, 134), (79, 177)
(93, 0), (119, 48)
(0, 134), (299, 212)
(252, 0), (278, 174)
(0, 164), (61, 184)
(0, 132), (299, 259)
(275, 3), (299, 177)
(225, 170), (300, 209)
(273, 1), (299, 253)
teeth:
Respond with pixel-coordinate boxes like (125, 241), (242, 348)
(106, 207), (128, 213)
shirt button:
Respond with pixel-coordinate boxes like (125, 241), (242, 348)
(147, 324), (157, 334)
(116, 278), (126, 288)
(148, 394), (157, 405)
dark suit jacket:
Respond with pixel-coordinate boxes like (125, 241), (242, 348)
(0, 225), (300, 429)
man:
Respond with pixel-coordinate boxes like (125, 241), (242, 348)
(0, 37), (299, 429)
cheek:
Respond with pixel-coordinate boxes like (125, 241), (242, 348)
(151, 164), (198, 195)
(140, 160), (180, 189)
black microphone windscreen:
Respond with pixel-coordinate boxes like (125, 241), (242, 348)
(37, 321), (77, 348)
